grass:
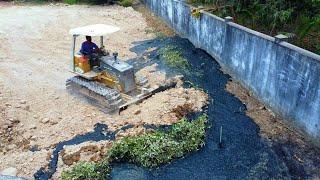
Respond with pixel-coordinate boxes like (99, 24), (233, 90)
(62, 114), (208, 179)
(159, 45), (190, 70)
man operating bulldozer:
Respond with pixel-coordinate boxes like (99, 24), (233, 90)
(80, 36), (99, 55)
(80, 36), (101, 67)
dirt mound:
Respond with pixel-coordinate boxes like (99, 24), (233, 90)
(114, 87), (208, 127)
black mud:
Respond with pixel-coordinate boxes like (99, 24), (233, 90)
(111, 36), (291, 179)
(34, 36), (292, 179)
(33, 122), (170, 180)
(34, 124), (133, 179)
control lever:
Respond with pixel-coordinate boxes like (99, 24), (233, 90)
(113, 52), (118, 62)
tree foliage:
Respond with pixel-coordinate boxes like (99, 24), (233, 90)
(188, 0), (320, 54)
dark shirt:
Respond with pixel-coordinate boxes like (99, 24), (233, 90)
(80, 41), (98, 55)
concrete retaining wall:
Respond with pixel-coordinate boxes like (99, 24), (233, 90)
(144, 0), (320, 143)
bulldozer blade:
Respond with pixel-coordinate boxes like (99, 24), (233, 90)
(118, 81), (177, 114)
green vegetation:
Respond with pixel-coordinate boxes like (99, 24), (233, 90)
(191, 8), (202, 18)
(155, 31), (168, 41)
(63, 0), (77, 4)
(159, 45), (190, 70)
(61, 160), (110, 180)
(187, 0), (320, 54)
(62, 114), (208, 180)
(64, 0), (131, 5)
(20, 0), (132, 6)
(109, 114), (208, 167)
(61, 0), (133, 6)
(118, 0), (133, 7)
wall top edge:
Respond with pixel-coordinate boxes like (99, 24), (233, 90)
(150, 0), (320, 62)
(201, 11), (225, 22)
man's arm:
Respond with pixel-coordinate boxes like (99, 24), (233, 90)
(92, 43), (100, 53)
(93, 43), (98, 49)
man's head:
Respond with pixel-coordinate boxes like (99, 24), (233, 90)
(86, 36), (92, 42)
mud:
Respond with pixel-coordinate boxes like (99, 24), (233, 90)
(107, 36), (290, 179)
(226, 81), (320, 179)
(0, 3), (208, 178)
(34, 123), (139, 179)
(1, 2), (318, 179)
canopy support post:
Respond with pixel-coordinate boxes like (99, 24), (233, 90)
(100, 36), (104, 47)
(70, 35), (77, 71)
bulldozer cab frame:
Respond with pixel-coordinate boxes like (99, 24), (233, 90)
(69, 24), (120, 74)
(66, 24), (177, 114)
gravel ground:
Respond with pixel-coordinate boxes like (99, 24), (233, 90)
(0, 3), (208, 178)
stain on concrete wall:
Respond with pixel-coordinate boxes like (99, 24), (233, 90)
(144, 0), (320, 143)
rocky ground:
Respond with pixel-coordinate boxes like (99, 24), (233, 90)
(0, 2), (208, 179)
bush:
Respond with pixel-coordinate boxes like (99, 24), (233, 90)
(62, 114), (208, 178)
(186, 0), (320, 54)
(159, 45), (190, 70)
(118, 0), (133, 7)
(108, 114), (208, 168)
(62, 160), (110, 180)
(63, 0), (77, 4)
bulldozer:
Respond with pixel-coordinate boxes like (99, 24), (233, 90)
(66, 24), (174, 113)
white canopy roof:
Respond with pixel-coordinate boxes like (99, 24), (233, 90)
(69, 24), (120, 36)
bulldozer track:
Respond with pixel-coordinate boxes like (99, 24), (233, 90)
(66, 76), (123, 112)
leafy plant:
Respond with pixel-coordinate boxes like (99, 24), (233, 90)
(62, 160), (110, 180)
(159, 45), (190, 70)
(118, 0), (133, 7)
(187, 0), (320, 55)
(63, 114), (208, 178)
(155, 31), (167, 41)
(108, 114), (208, 168)
(63, 0), (78, 4)
(191, 8), (202, 18)
(296, 15), (320, 41)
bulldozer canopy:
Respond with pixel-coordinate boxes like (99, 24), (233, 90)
(69, 24), (120, 36)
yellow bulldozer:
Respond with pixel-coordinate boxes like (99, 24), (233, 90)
(66, 24), (174, 113)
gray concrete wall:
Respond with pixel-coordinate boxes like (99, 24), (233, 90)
(144, 0), (320, 143)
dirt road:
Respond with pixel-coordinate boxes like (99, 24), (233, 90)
(0, 3), (208, 178)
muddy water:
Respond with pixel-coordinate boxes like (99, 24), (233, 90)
(111, 37), (290, 179)
(34, 124), (133, 179)
(34, 37), (290, 179)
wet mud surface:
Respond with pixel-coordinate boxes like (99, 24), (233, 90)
(110, 37), (290, 179)
(33, 123), (129, 179)
(34, 36), (292, 179)
(33, 122), (173, 179)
